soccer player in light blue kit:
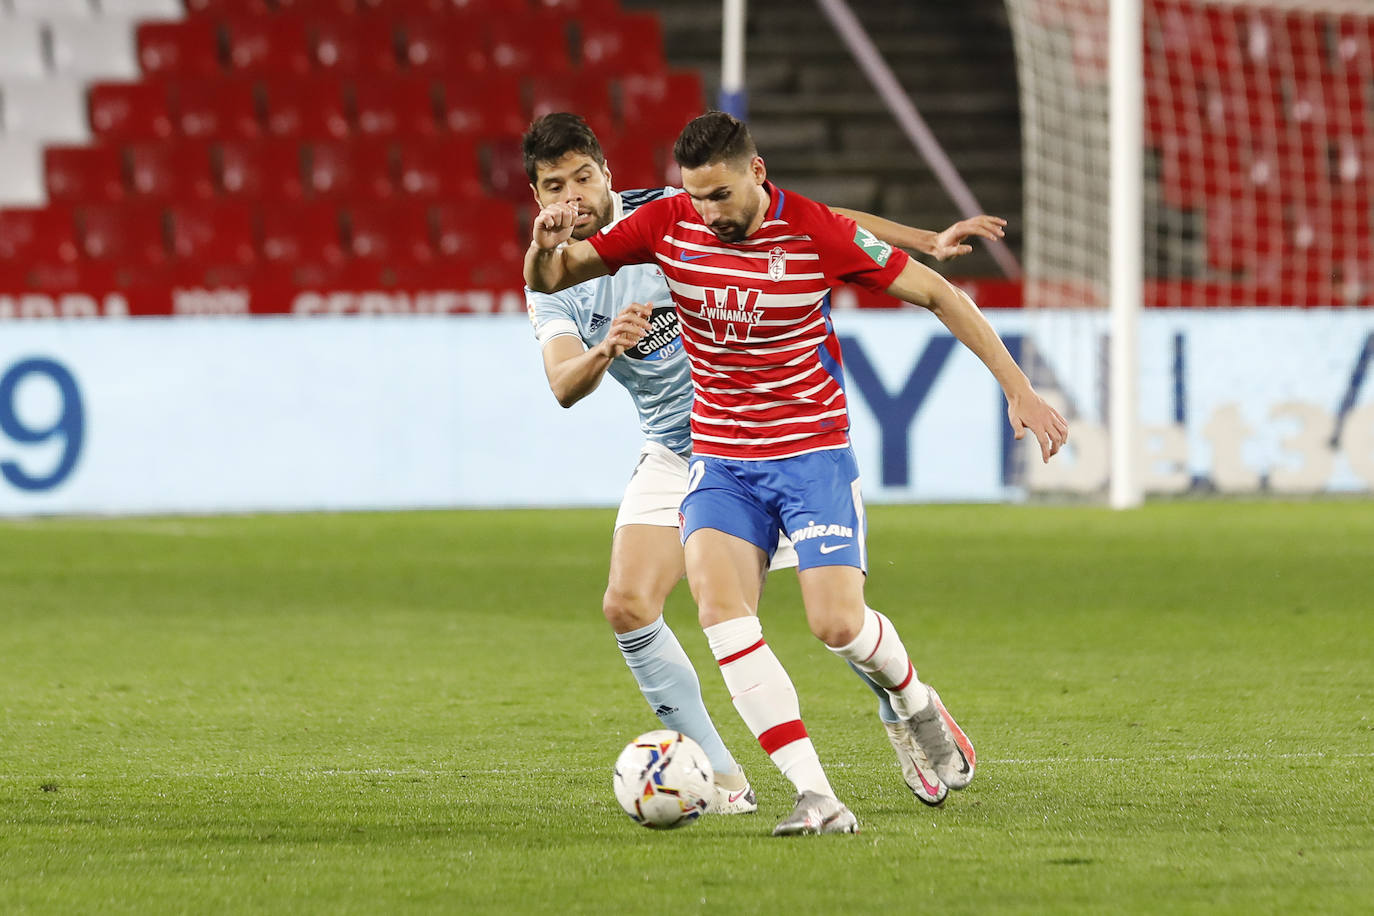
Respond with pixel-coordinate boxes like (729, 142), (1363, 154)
(522, 113), (1009, 814)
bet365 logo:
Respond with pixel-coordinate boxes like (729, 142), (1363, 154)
(854, 227), (892, 266)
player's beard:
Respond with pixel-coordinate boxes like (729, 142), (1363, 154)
(569, 193), (614, 241)
(708, 197), (761, 243)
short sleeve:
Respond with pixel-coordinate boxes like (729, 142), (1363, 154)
(808, 206), (911, 293)
(587, 197), (668, 274)
(525, 287), (581, 348)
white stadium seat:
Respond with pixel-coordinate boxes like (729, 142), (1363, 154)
(0, 20), (47, 79)
(10, 0), (94, 16)
(0, 137), (46, 206)
(98, 0), (185, 18)
(0, 80), (91, 143)
(48, 18), (140, 79)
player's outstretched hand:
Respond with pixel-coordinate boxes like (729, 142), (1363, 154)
(931, 215), (1007, 261)
(1008, 389), (1069, 463)
(598, 303), (653, 359)
(532, 200), (580, 251)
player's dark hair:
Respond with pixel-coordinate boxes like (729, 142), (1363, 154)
(522, 112), (606, 184)
(673, 111), (757, 171)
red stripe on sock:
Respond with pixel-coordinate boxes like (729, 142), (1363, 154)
(893, 660), (915, 691)
(859, 613), (883, 664)
(758, 719), (809, 755)
(717, 638), (766, 666)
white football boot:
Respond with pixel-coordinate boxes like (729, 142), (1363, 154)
(882, 720), (948, 806)
(709, 771), (758, 815)
(771, 791), (859, 836)
(905, 685), (976, 790)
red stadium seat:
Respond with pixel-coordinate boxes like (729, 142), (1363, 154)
(79, 203), (169, 265)
(275, 0), (361, 14)
(483, 137), (530, 201)
(260, 202), (344, 265)
(352, 78), (438, 137)
(486, 16), (573, 75)
(126, 142), (216, 201)
(346, 201), (434, 262)
(44, 146), (126, 203)
(436, 78), (525, 137)
(529, 77), (615, 139)
(311, 19), (401, 74)
(217, 139), (306, 200)
(578, 12), (665, 76)
(432, 197), (521, 262)
(620, 69), (705, 141)
(173, 80), (261, 139)
(136, 21), (222, 79)
(534, 0), (622, 23)
(600, 133), (665, 191)
(395, 137), (483, 198)
(27, 260), (122, 293)
(0, 207), (79, 263)
(168, 202), (257, 266)
(88, 82), (176, 141)
(357, 0), (462, 15)
(224, 16), (312, 77)
(398, 18), (486, 76)
(261, 77), (350, 138)
(306, 139), (395, 198)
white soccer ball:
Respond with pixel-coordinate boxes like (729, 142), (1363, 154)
(612, 730), (714, 829)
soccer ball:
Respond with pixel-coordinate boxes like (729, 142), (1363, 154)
(612, 730), (714, 829)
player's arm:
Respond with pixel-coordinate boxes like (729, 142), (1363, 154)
(829, 208), (1006, 261)
(885, 259), (1069, 462)
(541, 304), (652, 408)
(524, 200), (611, 293)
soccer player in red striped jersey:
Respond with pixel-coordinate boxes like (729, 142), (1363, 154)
(526, 112), (1068, 835)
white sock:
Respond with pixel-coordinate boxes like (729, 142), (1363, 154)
(829, 607), (931, 720)
(705, 616), (834, 798)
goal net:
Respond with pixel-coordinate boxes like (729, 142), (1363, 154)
(1004, 0), (1374, 310)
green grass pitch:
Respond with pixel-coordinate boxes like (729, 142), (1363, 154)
(1, 502), (1371, 914)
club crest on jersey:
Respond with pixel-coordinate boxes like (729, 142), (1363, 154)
(702, 286), (763, 344)
(768, 246), (786, 281)
(854, 227), (892, 266)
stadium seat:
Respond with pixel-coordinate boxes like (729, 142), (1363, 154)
(0, 22), (47, 80)
(578, 12), (665, 76)
(275, 0), (361, 15)
(2, 80), (91, 143)
(310, 19), (401, 74)
(0, 139), (45, 207)
(599, 133), (665, 191)
(394, 137), (483, 198)
(261, 77), (350, 138)
(88, 81), (175, 141)
(306, 139), (394, 198)
(432, 197), (521, 263)
(173, 79), (261, 139)
(486, 17), (573, 75)
(168, 201), (256, 266)
(224, 17), (312, 77)
(620, 69), (705, 141)
(183, 0), (273, 14)
(357, 0), (459, 15)
(398, 18), (486, 76)
(259, 201), (344, 265)
(126, 141), (216, 200)
(529, 77), (615, 139)
(0, 206), (80, 263)
(353, 78), (438, 137)
(436, 78), (525, 137)
(26, 259), (123, 292)
(346, 201), (433, 263)
(44, 145), (126, 203)
(535, 0), (622, 23)
(217, 139), (305, 199)
(47, 18), (141, 80)
(482, 136), (531, 201)
(137, 21), (222, 79)
(79, 202), (168, 265)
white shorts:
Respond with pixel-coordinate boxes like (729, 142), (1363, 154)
(615, 441), (798, 570)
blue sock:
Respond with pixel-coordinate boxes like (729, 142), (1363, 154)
(616, 617), (738, 776)
(848, 661), (899, 724)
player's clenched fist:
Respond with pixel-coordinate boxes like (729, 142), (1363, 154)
(597, 303), (652, 359)
(532, 200), (581, 250)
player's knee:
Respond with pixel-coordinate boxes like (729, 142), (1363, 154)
(603, 585), (661, 632)
(809, 616), (861, 648)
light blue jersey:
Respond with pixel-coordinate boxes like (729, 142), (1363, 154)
(526, 187), (693, 456)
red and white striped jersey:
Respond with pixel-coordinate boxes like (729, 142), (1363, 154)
(588, 182), (910, 460)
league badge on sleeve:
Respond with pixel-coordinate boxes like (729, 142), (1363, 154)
(854, 227), (892, 266)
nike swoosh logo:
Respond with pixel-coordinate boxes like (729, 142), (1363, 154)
(727, 788), (749, 803)
(916, 768), (943, 798)
(681, 252), (710, 260)
(818, 543), (851, 554)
